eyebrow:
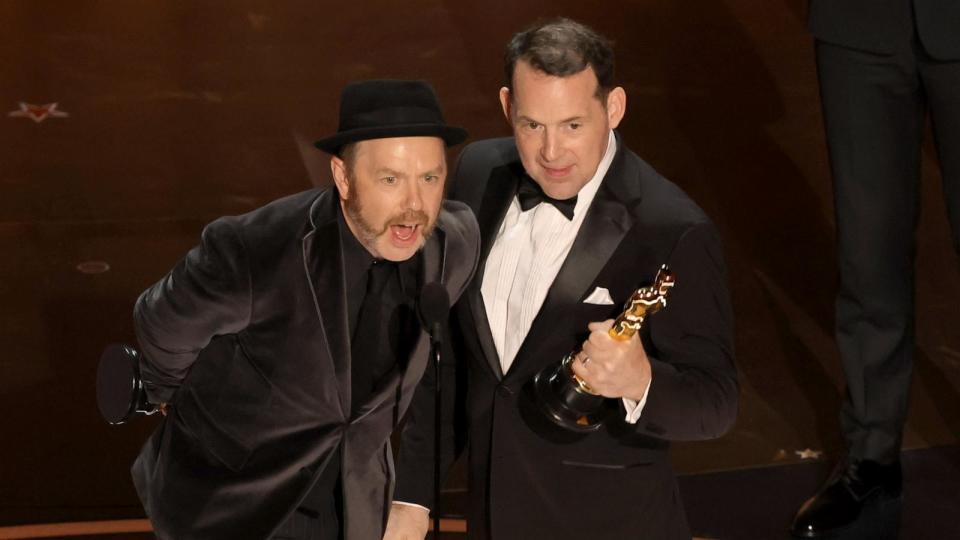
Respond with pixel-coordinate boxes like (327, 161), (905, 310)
(373, 167), (404, 177)
(373, 164), (446, 177)
(422, 163), (446, 176)
(516, 114), (585, 124)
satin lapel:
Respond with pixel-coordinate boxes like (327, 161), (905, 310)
(402, 229), (442, 394)
(302, 192), (350, 418)
(467, 164), (520, 380)
(508, 146), (637, 380)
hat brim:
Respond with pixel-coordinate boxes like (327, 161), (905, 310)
(314, 123), (468, 155)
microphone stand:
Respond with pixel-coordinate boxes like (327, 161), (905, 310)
(419, 282), (449, 539)
(431, 333), (442, 539)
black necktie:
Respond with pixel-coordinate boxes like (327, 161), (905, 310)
(350, 260), (396, 413)
(516, 175), (577, 220)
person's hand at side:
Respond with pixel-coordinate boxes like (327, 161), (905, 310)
(383, 502), (429, 540)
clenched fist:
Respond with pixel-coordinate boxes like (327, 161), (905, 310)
(569, 319), (651, 401)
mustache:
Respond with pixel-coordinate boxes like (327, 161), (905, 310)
(374, 209), (430, 235)
(388, 209), (429, 226)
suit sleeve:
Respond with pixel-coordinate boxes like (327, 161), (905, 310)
(133, 217), (252, 403)
(636, 221), (738, 441)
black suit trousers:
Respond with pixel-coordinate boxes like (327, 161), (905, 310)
(815, 37), (960, 463)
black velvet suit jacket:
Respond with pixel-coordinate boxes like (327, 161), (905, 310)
(809, 0), (960, 60)
(396, 135), (738, 540)
(131, 188), (479, 540)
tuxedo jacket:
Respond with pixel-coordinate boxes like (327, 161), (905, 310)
(809, 0), (960, 60)
(130, 188), (479, 540)
(396, 135), (738, 539)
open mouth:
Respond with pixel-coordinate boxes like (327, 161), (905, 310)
(390, 223), (420, 243)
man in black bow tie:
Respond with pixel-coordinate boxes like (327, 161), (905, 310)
(128, 80), (479, 540)
(387, 18), (738, 540)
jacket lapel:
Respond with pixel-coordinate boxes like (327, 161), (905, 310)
(401, 228), (443, 393)
(468, 163), (521, 380)
(302, 191), (350, 419)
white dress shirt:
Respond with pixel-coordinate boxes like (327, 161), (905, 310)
(481, 130), (650, 423)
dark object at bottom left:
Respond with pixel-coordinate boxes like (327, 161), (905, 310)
(96, 343), (159, 424)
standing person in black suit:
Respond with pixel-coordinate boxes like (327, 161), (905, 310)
(791, 1), (960, 537)
(129, 80), (479, 540)
(384, 18), (738, 540)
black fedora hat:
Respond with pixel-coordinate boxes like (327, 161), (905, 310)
(314, 79), (468, 155)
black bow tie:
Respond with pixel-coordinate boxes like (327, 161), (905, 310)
(516, 176), (577, 220)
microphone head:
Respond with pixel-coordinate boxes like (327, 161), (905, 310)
(419, 282), (450, 328)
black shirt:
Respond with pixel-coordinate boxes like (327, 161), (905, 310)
(338, 207), (422, 344)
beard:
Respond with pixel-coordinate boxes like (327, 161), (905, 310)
(343, 190), (437, 249)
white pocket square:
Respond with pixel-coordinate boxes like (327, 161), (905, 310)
(583, 286), (615, 305)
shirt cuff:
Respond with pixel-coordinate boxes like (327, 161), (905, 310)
(621, 378), (653, 424)
(392, 500), (430, 513)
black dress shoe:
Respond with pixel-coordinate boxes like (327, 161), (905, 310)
(790, 458), (902, 538)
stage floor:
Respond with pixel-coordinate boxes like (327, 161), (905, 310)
(2, 0), (959, 538)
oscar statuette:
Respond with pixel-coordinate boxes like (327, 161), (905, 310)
(532, 265), (675, 432)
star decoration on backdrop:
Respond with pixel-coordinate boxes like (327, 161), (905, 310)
(8, 102), (70, 123)
(795, 448), (823, 460)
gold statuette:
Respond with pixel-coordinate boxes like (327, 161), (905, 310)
(572, 266), (675, 395)
(532, 265), (675, 432)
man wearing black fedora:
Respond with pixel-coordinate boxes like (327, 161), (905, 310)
(129, 79), (479, 540)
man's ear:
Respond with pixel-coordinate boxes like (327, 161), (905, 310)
(605, 86), (627, 129)
(499, 87), (512, 124)
(330, 155), (349, 200)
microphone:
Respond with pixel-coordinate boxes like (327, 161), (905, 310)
(96, 343), (160, 425)
(419, 282), (450, 345)
(418, 282), (450, 538)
